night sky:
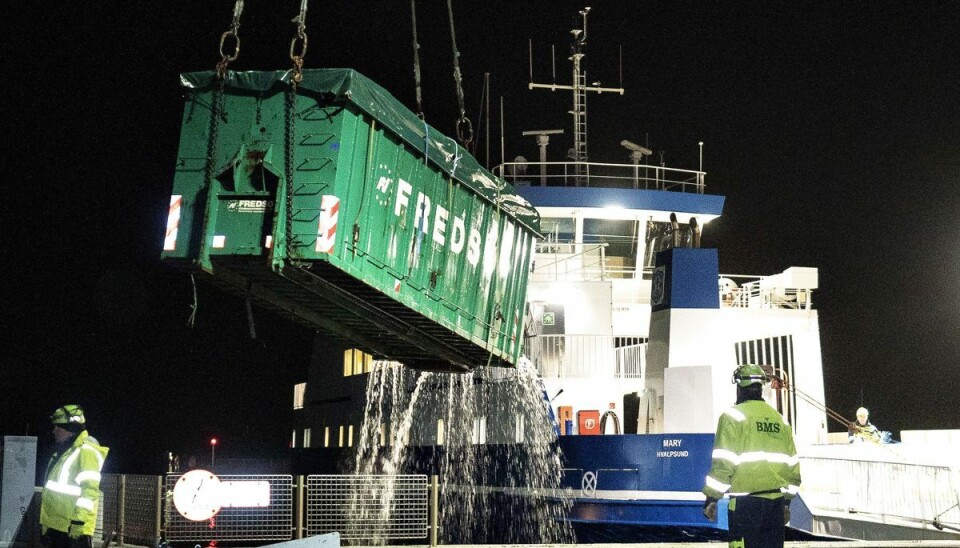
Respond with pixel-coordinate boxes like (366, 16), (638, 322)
(3, 2), (958, 473)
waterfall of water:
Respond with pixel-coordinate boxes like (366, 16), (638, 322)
(352, 358), (574, 544)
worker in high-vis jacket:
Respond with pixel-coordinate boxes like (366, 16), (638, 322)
(702, 364), (801, 548)
(40, 405), (109, 548)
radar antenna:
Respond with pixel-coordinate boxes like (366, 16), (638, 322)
(528, 6), (624, 184)
(522, 129), (564, 186)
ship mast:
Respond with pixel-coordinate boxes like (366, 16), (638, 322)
(528, 7), (624, 184)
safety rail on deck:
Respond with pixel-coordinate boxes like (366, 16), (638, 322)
(528, 335), (646, 379)
(799, 456), (960, 532)
(533, 242), (618, 281)
(722, 275), (815, 310)
(495, 161), (706, 193)
(530, 243), (817, 310)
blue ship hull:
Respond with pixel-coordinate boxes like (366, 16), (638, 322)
(559, 433), (720, 530)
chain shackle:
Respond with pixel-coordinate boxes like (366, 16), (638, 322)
(289, 0), (309, 86)
(289, 34), (308, 84)
(215, 0), (245, 78)
(219, 31), (241, 63)
(456, 116), (473, 148)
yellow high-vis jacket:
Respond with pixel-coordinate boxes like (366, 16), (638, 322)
(40, 431), (109, 535)
(702, 399), (801, 502)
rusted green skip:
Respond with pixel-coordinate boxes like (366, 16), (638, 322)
(161, 69), (539, 371)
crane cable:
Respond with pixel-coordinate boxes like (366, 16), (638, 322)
(445, 0), (472, 147)
(410, 1), (430, 165)
(410, 0), (425, 120)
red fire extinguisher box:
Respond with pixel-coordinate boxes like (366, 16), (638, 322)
(578, 410), (601, 435)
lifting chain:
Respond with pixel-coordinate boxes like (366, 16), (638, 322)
(445, 0), (472, 147)
(195, 0), (245, 323)
(216, 0), (244, 79)
(284, 0), (310, 256)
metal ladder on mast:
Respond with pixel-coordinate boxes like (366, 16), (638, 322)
(571, 55), (588, 184)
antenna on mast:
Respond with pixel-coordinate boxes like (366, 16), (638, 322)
(528, 6), (625, 185)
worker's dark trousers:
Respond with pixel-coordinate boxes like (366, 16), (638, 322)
(40, 530), (93, 548)
(727, 496), (785, 548)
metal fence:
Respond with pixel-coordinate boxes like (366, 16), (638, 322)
(164, 474), (294, 543)
(306, 475), (429, 540)
(95, 473), (432, 546)
(99, 474), (162, 546)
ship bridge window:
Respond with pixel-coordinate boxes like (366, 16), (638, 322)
(584, 219), (640, 274)
(540, 217), (575, 251)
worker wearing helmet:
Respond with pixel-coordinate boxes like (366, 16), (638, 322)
(702, 364), (801, 548)
(848, 407), (881, 444)
(40, 405), (109, 548)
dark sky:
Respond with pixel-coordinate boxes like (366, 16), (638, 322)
(3, 2), (959, 473)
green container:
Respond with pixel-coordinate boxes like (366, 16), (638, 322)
(162, 69), (540, 370)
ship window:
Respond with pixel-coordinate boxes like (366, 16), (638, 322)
(540, 217), (575, 248)
(293, 382), (306, 410)
(291, 430), (297, 448)
(471, 417), (487, 444)
(584, 219), (639, 258)
(437, 419), (445, 446)
(323, 427), (330, 448)
(343, 349), (375, 376)
(348, 425), (354, 448)
(379, 423), (386, 447)
(303, 428), (312, 448)
(515, 415), (525, 443)
(338, 426), (344, 448)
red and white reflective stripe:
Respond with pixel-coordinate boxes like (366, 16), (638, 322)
(163, 195), (182, 251)
(315, 195), (340, 254)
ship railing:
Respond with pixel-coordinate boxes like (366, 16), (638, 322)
(533, 242), (640, 284)
(496, 161), (706, 193)
(720, 274), (815, 310)
(533, 242), (614, 281)
(798, 456), (960, 532)
(527, 334), (646, 379)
